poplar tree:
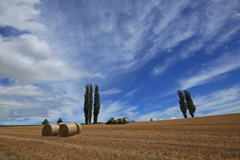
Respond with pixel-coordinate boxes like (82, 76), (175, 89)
(177, 90), (187, 118)
(88, 84), (93, 124)
(93, 85), (100, 124)
(184, 90), (196, 118)
(84, 84), (90, 124)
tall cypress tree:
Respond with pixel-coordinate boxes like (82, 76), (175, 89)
(84, 84), (90, 124)
(177, 90), (188, 118)
(184, 90), (196, 118)
(93, 85), (100, 124)
(88, 84), (93, 124)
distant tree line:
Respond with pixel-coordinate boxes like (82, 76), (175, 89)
(84, 84), (100, 124)
(177, 90), (196, 118)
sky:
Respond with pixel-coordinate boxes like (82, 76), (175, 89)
(0, 0), (240, 125)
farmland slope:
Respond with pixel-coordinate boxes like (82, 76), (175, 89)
(0, 113), (240, 160)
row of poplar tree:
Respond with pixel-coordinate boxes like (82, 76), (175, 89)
(84, 83), (100, 124)
(177, 90), (196, 118)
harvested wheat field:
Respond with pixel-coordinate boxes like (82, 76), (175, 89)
(0, 113), (240, 160)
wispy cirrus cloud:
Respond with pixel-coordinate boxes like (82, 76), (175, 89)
(36, 0), (240, 79)
(137, 106), (181, 122)
(101, 88), (122, 95)
(194, 84), (240, 116)
(137, 84), (240, 121)
(124, 87), (143, 99)
(152, 57), (178, 75)
(179, 53), (240, 90)
(152, 0), (240, 75)
(98, 101), (138, 122)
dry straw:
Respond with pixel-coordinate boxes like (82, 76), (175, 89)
(59, 122), (78, 137)
(74, 123), (82, 134)
(58, 123), (64, 126)
(42, 124), (59, 136)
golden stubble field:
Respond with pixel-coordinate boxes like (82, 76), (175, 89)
(0, 113), (240, 160)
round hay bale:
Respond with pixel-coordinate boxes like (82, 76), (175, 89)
(74, 123), (82, 134)
(42, 124), (59, 136)
(59, 122), (78, 137)
(58, 123), (64, 126)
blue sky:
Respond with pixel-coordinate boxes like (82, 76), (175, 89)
(0, 0), (240, 125)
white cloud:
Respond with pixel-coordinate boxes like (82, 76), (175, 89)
(152, 0), (240, 75)
(0, 0), (47, 32)
(1, 0), (240, 125)
(46, 103), (84, 124)
(124, 89), (138, 98)
(92, 73), (106, 79)
(152, 57), (178, 75)
(179, 53), (240, 90)
(0, 116), (45, 125)
(0, 85), (51, 97)
(31, 0), (240, 79)
(101, 88), (122, 95)
(0, 98), (56, 121)
(98, 101), (138, 122)
(137, 111), (161, 122)
(0, 81), (85, 124)
(123, 106), (139, 119)
(137, 106), (181, 121)
(124, 86), (144, 99)
(98, 101), (124, 122)
(194, 84), (240, 116)
(0, 34), (86, 84)
(138, 84), (240, 121)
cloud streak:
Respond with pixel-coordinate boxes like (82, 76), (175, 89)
(179, 53), (240, 90)
(137, 84), (240, 121)
(0, 85), (52, 97)
(101, 88), (122, 95)
(98, 101), (138, 122)
(194, 84), (240, 116)
(152, 0), (240, 75)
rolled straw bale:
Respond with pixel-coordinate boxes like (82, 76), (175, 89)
(58, 123), (64, 126)
(74, 123), (82, 134)
(59, 122), (78, 137)
(42, 124), (59, 136)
